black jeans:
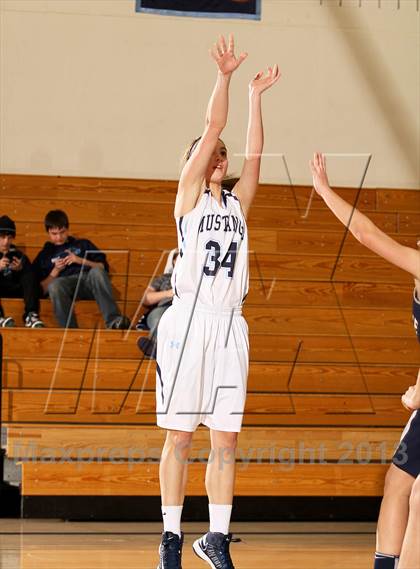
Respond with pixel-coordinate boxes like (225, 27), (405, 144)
(0, 268), (40, 320)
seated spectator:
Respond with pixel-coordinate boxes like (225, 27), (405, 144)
(136, 248), (177, 358)
(0, 215), (44, 328)
(32, 209), (129, 329)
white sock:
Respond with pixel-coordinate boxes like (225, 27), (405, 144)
(209, 504), (232, 535)
(161, 505), (183, 537)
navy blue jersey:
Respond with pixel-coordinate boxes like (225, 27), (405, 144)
(413, 288), (420, 342)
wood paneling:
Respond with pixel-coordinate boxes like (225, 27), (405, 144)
(5, 199), (403, 232)
(2, 388), (410, 427)
(2, 174), (418, 500)
(376, 188), (420, 211)
(3, 359), (416, 395)
(2, 299), (414, 336)
(7, 424), (401, 461)
(4, 174), (418, 211)
(1, 329), (418, 364)
(20, 461), (388, 496)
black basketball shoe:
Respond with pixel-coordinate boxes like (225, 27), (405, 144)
(157, 531), (184, 569)
(192, 532), (236, 569)
(137, 336), (157, 359)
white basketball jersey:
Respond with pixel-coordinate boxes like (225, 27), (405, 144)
(171, 189), (249, 308)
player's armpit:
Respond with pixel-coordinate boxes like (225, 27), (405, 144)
(174, 181), (204, 218)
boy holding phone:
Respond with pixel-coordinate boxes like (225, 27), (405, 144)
(33, 209), (129, 329)
(0, 215), (44, 328)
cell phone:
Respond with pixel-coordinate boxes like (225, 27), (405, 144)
(51, 247), (81, 264)
(0, 251), (22, 275)
(0, 251), (22, 262)
(51, 251), (70, 263)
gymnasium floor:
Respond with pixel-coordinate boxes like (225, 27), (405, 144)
(0, 520), (376, 568)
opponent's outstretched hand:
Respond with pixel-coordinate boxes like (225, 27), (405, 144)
(249, 65), (280, 96)
(310, 152), (331, 197)
(210, 34), (247, 75)
(402, 385), (420, 412)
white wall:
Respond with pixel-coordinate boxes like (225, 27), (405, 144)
(0, 0), (419, 188)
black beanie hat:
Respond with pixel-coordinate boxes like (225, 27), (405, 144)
(0, 215), (16, 237)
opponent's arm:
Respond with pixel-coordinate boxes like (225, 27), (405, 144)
(310, 152), (420, 280)
(402, 369), (420, 411)
(175, 34), (247, 218)
(233, 65), (280, 218)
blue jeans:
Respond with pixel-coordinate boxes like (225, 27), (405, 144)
(47, 267), (121, 328)
(145, 305), (170, 339)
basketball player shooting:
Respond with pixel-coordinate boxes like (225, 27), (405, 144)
(155, 34), (279, 569)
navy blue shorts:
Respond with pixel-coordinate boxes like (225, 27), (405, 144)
(392, 410), (420, 478)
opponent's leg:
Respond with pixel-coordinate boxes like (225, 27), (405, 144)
(374, 464), (415, 567)
(399, 475), (420, 569)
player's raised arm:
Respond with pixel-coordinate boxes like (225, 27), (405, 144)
(310, 152), (420, 281)
(233, 64), (280, 218)
(175, 34), (247, 218)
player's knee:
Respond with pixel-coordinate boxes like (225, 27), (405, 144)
(409, 475), (420, 512)
(212, 432), (238, 452)
(165, 431), (193, 465)
(167, 430), (193, 452)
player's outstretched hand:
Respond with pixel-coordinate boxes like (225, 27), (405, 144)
(210, 34), (247, 75)
(249, 65), (280, 96)
(309, 152), (331, 197)
(402, 385), (420, 412)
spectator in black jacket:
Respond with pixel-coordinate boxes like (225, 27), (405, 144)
(0, 215), (44, 328)
(32, 210), (129, 329)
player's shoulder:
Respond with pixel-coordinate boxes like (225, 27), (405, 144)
(175, 189), (209, 220)
(223, 187), (239, 199)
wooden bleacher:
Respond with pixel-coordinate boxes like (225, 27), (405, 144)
(1, 173), (419, 503)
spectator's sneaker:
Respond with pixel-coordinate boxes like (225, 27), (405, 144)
(157, 531), (183, 569)
(193, 532), (237, 569)
(0, 316), (15, 328)
(109, 315), (130, 330)
(135, 314), (149, 331)
(137, 336), (157, 359)
(24, 312), (45, 328)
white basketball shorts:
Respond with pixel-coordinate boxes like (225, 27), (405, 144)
(155, 300), (249, 433)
